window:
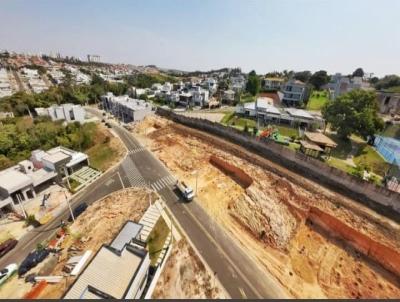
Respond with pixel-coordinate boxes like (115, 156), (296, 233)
(384, 96), (391, 105)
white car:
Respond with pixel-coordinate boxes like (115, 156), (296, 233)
(0, 263), (18, 285)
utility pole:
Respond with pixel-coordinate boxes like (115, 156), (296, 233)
(16, 193), (27, 219)
(64, 191), (75, 222)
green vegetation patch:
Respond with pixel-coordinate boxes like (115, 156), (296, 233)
(86, 143), (116, 172)
(306, 90), (329, 111)
(381, 124), (400, 140)
(353, 144), (390, 176)
(147, 217), (170, 266)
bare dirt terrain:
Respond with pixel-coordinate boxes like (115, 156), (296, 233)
(131, 115), (400, 299)
(152, 238), (226, 299)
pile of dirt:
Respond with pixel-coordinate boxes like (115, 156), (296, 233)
(152, 238), (226, 299)
(131, 116), (400, 298)
(229, 186), (298, 250)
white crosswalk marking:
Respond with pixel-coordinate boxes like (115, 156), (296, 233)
(128, 147), (146, 155)
(150, 175), (177, 192)
(121, 158), (147, 188)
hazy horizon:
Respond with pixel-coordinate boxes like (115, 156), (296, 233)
(1, 0), (399, 77)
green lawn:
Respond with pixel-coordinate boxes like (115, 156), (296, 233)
(274, 125), (299, 138)
(86, 143), (117, 172)
(353, 144), (390, 176)
(326, 157), (357, 174)
(240, 92), (256, 104)
(221, 112), (235, 124)
(225, 115), (257, 130)
(147, 217), (170, 266)
(306, 90), (329, 111)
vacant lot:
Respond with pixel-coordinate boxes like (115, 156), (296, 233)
(306, 90), (329, 111)
(153, 238), (226, 299)
(132, 115), (400, 298)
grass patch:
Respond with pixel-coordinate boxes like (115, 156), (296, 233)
(240, 92), (256, 104)
(274, 125), (299, 138)
(381, 124), (400, 139)
(68, 178), (81, 193)
(225, 115), (257, 129)
(221, 112), (235, 124)
(306, 90), (329, 111)
(147, 217), (170, 266)
(86, 143), (116, 172)
(287, 142), (301, 151)
(353, 144), (390, 176)
(326, 157), (357, 174)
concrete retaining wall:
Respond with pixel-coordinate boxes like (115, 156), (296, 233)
(308, 207), (400, 277)
(157, 108), (400, 219)
(209, 155), (253, 188)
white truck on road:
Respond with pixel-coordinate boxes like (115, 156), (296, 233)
(175, 181), (194, 202)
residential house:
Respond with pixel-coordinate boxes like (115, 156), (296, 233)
(0, 146), (88, 212)
(222, 89), (235, 104)
(326, 73), (372, 100)
(264, 77), (284, 90)
(230, 74), (246, 92)
(282, 79), (309, 106)
(376, 91), (400, 115)
(101, 93), (153, 123)
(236, 100), (325, 129)
(64, 221), (151, 299)
(35, 104), (86, 123)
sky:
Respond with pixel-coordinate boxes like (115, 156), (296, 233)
(0, 0), (399, 76)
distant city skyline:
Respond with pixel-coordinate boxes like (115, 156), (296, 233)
(1, 0), (399, 77)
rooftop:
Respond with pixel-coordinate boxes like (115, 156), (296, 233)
(0, 169), (32, 193)
(64, 245), (145, 299)
(110, 221), (143, 252)
(304, 132), (338, 147)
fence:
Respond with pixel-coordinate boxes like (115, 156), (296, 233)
(157, 108), (400, 219)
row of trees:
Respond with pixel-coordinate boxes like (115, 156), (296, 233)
(0, 74), (128, 116)
(0, 117), (97, 170)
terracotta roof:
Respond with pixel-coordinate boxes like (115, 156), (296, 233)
(300, 140), (324, 151)
(304, 132), (337, 148)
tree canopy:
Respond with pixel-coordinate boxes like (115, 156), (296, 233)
(293, 71), (312, 83)
(322, 89), (384, 139)
(0, 117), (98, 170)
(352, 68), (365, 78)
(309, 70), (330, 90)
(245, 70), (261, 96)
(374, 75), (400, 90)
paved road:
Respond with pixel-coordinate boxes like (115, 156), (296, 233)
(1, 109), (287, 298)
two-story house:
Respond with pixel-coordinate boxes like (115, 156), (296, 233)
(282, 80), (309, 106)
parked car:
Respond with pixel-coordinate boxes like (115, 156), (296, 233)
(68, 202), (88, 222)
(18, 249), (49, 277)
(0, 263), (18, 285)
(0, 239), (18, 258)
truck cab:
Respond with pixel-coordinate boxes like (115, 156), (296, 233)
(175, 181), (194, 202)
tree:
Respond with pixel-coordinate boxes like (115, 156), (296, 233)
(294, 71), (312, 83)
(352, 68), (364, 78)
(246, 70), (260, 96)
(139, 93), (148, 101)
(322, 90), (384, 140)
(309, 70), (330, 90)
(374, 75), (400, 90)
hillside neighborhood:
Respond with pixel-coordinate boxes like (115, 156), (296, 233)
(0, 43), (400, 299)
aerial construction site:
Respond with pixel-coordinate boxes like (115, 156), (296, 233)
(131, 115), (400, 299)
